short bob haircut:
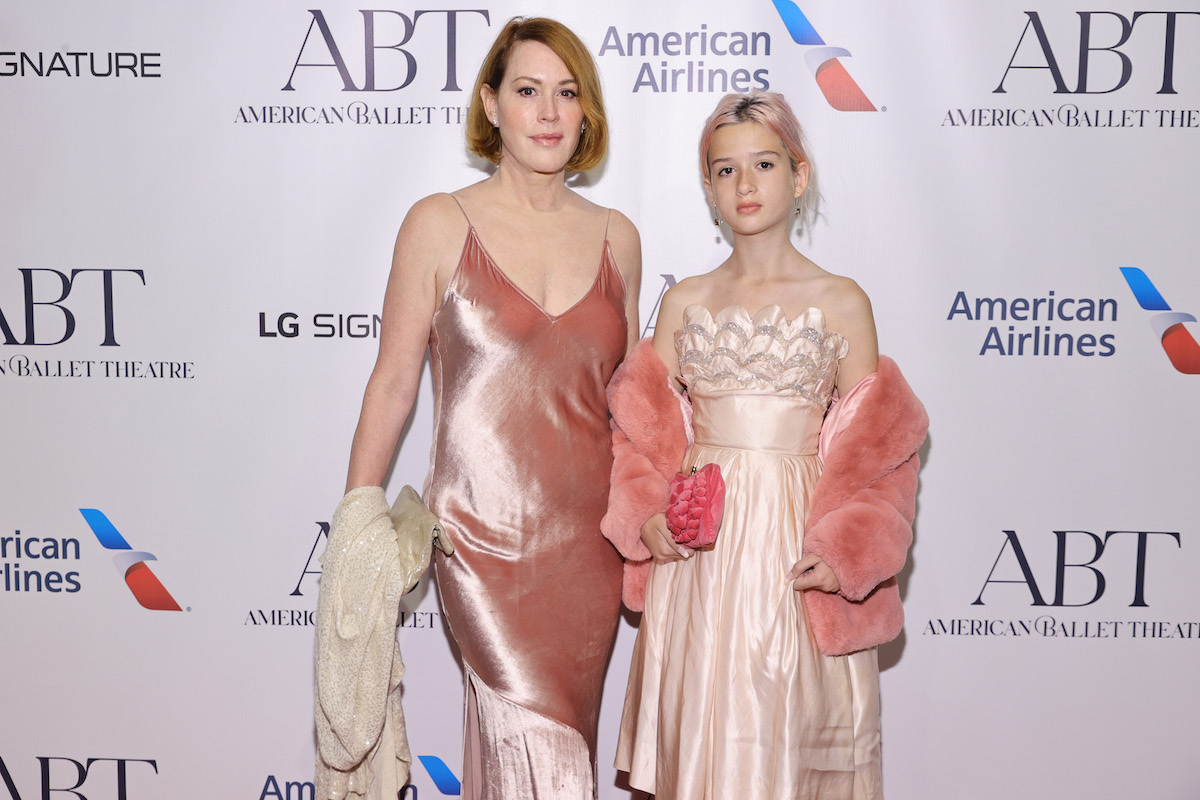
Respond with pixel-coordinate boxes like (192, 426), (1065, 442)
(466, 17), (608, 172)
(698, 92), (819, 227)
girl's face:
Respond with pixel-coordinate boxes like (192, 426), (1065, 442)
(705, 121), (808, 235)
(482, 40), (584, 176)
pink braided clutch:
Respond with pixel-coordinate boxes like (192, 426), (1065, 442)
(665, 463), (725, 549)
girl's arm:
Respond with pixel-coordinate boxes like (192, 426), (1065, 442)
(607, 209), (643, 354)
(825, 277), (879, 396)
(791, 276), (879, 591)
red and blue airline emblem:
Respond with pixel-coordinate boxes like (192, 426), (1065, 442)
(771, 0), (877, 111)
(1119, 268), (1200, 375)
(80, 509), (183, 611)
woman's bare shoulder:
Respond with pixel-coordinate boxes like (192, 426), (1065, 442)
(605, 207), (640, 244)
(388, 193), (472, 284)
(604, 207), (641, 272)
(404, 192), (467, 229)
(397, 192), (469, 247)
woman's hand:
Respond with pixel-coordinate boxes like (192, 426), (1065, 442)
(640, 513), (692, 562)
(787, 555), (840, 593)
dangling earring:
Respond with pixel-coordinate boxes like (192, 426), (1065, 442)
(793, 199), (802, 216)
(712, 205), (722, 227)
(581, 121), (586, 133)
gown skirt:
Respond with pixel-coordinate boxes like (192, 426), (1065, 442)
(616, 304), (883, 800)
(426, 209), (627, 799)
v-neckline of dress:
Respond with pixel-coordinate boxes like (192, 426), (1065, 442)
(468, 226), (609, 322)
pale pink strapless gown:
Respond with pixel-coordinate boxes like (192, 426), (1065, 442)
(617, 305), (883, 800)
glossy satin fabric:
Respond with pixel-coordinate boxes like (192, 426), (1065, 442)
(426, 223), (626, 799)
(616, 305), (883, 800)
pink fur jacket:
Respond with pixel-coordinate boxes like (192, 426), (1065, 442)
(601, 338), (928, 656)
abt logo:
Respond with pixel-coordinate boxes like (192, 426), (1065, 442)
(995, 11), (1199, 94)
(973, 530), (1181, 607)
(283, 9), (491, 92)
(0, 756), (157, 799)
(0, 269), (145, 346)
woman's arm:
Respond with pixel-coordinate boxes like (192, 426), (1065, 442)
(345, 195), (461, 492)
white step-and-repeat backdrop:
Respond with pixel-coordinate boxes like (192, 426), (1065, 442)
(3, 1), (1197, 798)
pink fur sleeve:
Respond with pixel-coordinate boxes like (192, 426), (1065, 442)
(802, 356), (928, 653)
(601, 422), (659, 564)
(601, 338), (690, 612)
(804, 453), (920, 601)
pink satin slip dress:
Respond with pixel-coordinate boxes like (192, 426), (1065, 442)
(425, 202), (626, 799)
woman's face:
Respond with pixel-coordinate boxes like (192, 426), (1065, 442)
(705, 121), (808, 235)
(482, 40), (584, 176)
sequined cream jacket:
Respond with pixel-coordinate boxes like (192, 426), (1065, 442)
(315, 486), (448, 799)
(601, 338), (928, 656)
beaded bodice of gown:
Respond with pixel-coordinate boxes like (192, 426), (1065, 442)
(678, 304), (847, 455)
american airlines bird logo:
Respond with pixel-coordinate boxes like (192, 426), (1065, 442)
(771, 0), (877, 111)
(1119, 268), (1200, 375)
(80, 509), (183, 611)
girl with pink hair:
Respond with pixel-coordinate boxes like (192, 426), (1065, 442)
(605, 92), (927, 799)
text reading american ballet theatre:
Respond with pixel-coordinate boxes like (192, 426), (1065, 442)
(244, 518), (443, 628)
(0, 356), (195, 379)
(0, 268), (197, 379)
(923, 617), (1200, 639)
(236, 8), (488, 124)
(942, 106), (1199, 128)
(234, 103), (468, 126)
(944, 10), (1199, 129)
(925, 529), (1191, 642)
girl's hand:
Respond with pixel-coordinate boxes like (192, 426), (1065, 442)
(640, 513), (692, 562)
(787, 555), (840, 593)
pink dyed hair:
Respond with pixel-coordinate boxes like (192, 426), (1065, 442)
(698, 92), (818, 225)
